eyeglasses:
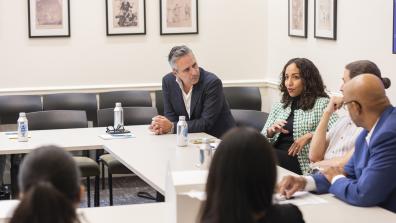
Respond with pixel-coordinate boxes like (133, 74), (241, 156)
(106, 125), (127, 134)
(342, 100), (361, 111)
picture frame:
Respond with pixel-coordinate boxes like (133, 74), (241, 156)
(393, 0), (396, 54)
(160, 0), (198, 35)
(288, 0), (308, 38)
(106, 0), (146, 35)
(28, 0), (70, 38)
(314, 0), (337, 40)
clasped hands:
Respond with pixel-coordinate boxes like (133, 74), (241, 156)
(149, 115), (173, 135)
(267, 120), (312, 157)
(277, 166), (345, 199)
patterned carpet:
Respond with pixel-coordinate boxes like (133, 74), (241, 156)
(80, 175), (157, 208)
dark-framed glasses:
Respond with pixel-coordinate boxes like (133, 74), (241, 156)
(342, 100), (361, 111)
(106, 125), (128, 134)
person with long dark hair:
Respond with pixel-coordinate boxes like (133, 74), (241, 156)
(262, 58), (338, 175)
(10, 146), (83, 223)
(199, 127), (305, 223)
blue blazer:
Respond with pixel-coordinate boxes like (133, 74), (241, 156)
(313, 106), (396, 212)
(162, 68), (235, 138)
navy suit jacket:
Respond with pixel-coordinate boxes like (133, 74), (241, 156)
(313, 106), (396, 212)
(162, 68), (235, 138)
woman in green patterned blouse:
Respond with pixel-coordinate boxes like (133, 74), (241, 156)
(262, 58), (338, 175)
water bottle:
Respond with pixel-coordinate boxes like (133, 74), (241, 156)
(176, 116), (188, 147)
(17, 112), (29, 142)
(114, 102), (124, 129)
(199, 138), (213, 168)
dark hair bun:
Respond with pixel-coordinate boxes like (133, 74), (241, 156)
(382, 77), (391, 89)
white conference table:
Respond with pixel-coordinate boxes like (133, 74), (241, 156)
(1, 125), (396, 223)
(0, 125), (211, 195)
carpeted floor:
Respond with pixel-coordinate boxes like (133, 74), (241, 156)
(80, 175), (157, 208)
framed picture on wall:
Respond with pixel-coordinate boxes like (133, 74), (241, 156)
(288, 0), (308, 38)
(28, 0), (70, 38)
(314, 0), (337, 40)
(106, 0), (146, 35)
(160, 0), (199, 35)
(393, 0), (396, 54)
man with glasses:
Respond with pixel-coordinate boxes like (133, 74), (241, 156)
(279, 74), (396, 213)
(149, 45), (235, 138)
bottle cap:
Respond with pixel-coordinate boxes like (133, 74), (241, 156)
(115, 102), (122, 107)
(179, 116), (185, 121)
(19, 112), (26, 117)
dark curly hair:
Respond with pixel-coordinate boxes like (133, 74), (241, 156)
(280, 58), (328, 110)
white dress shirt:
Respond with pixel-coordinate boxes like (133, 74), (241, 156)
(175, 77), (193, 119)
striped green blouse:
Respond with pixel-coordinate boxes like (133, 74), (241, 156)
(262, 97), (338, 175)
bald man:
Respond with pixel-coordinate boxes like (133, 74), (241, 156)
(279, 74), (396, 213)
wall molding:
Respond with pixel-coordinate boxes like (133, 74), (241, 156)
(0, 79), (278, 95)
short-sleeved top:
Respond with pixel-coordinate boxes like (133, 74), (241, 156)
(324, 115), (362, 160)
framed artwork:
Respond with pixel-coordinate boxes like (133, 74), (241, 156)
(28, 0), (70, 38)
(314, 0), (337, 40)
(106, 0), (146, 35)
(393, 0), (396, 54)
(288, 0), (308, 38)
(160, 0), (198, 35)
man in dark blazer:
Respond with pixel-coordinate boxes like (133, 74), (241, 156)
(278, 74), (396, 213)
(149, 45), (235, 138)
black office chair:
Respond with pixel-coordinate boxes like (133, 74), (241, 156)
(99, 90), (152, 109)
(26, 110), (100, 207)
(42, 93), (98, 126)
(97, 106), (158, 205)
(0, 95), (42, 124)
(223, 87), (262, 111)
(231, 109), (269, 131)
(155, 90), (164, 116)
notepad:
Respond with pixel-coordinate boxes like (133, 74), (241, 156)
(99, 133), (135, 140)
(5, 132), (31, 139)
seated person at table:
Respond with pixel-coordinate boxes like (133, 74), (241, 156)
(199, 127), (305, 223)
(262, 58), (337, 175)
(309, 60), (391, 169)
(10, 145), (84, 223)
(279, 74), (396, 213)
(149, 45), (235, 138)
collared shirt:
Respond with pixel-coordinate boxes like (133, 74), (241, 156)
(175, 77), (193, 118)
(304, 118), (381, 191)
(324, 115), (362, 160)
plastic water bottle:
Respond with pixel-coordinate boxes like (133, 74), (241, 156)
(114, 102), (124, 129)
(199, 138), (213, 168)
(17, 112), (29, 142)
(176, 116), (188, 147)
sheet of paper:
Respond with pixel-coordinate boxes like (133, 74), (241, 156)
(180, 190), (206, 201)
(274, 191), (327, 206)
(99, 133), (135, 140)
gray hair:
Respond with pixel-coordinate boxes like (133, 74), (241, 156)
(168, 45), (193, 69)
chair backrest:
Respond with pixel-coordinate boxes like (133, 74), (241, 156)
(99, 91), (152, 109)
(231, 109), (269, 131)
(155, 90), (164, 116)
(97, 107), (158, 127)
(223, 87), (262, 111)
(27, 110), (88, 130)
(0, 95), (42, 124)
(42, 93), (98, 126)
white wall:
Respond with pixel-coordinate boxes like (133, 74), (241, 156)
(266, 0), (396, 104)
(0, 0), (267, 93)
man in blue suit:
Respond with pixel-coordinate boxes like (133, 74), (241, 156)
(149, 45), (235, 138)
(279, 74), (396, 213)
